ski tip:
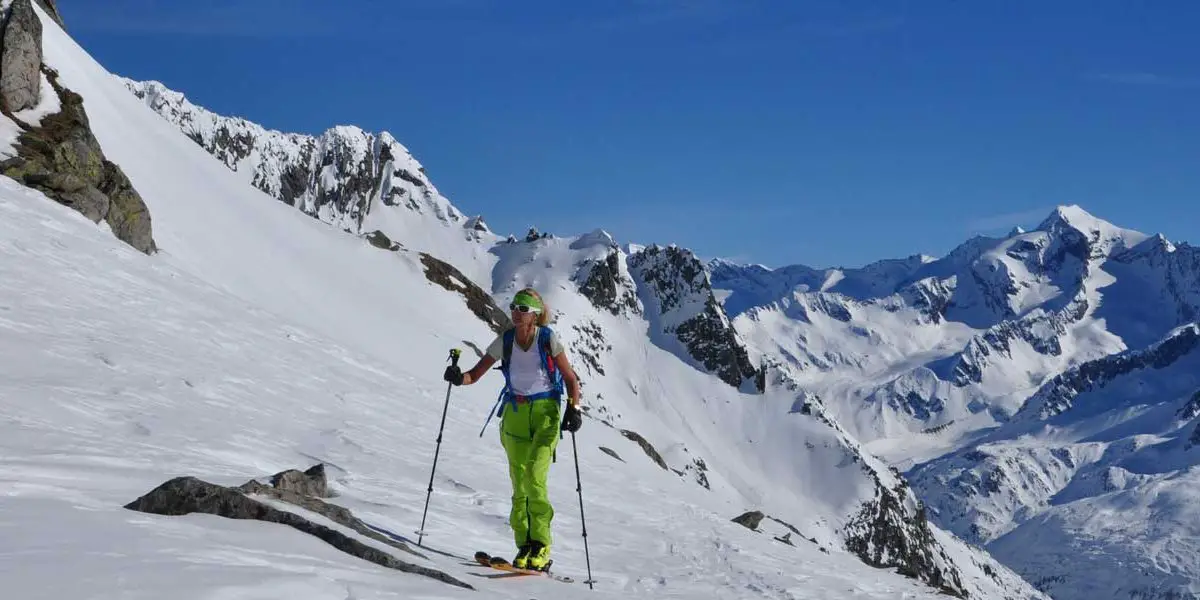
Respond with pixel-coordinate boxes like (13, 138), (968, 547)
(473, 551), (490, 562)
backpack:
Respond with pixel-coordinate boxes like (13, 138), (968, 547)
(478, 326), (565, 437)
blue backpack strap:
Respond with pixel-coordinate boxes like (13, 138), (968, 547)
(497, 328), (517, 416)
(500, 328), (515, 391)
(538, 326), (565, 399)
(479, 329), (517, 437)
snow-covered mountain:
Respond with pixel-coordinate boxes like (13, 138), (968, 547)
(908, 321), (1200, 600)
(121, 78), (496, 281)
(710, 207), (1200, 597)
(0, 3), (1044, 600)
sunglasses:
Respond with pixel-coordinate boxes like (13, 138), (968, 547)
(510, 303), (541, 314)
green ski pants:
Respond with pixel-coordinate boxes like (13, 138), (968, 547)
(499, 398), (561, 549)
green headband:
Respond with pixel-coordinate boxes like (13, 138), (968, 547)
(513, 291), (543, 311)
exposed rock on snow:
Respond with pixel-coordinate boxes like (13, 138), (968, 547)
(125, 474), (473, 590)
(1, 48), (154, 252)
(420, 252), (509, 334)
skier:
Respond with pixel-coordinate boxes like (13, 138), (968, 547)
(443, 287), (584, 571)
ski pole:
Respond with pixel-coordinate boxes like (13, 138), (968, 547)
(417, 348), (460, 547)
(571, 430), (596, 589)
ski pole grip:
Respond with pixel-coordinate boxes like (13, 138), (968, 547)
(449, 348), (461, 367)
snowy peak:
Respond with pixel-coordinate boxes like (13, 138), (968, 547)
(123, 78), (489, 255)
(1034, 203), (1149, 258)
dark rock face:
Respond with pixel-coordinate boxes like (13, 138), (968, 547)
(732, 510), (765, 530)
(32, 0), (65, 29)
(125, 475), (472, 590)
(1178, 389), (1200, 422)
(843, 477), (966, 598)
(1, 67), (156, 254)
(599, 446), (624, 462)
(675, 294), (762, 389)
(620, 429), (668, 471)
(365, 230), (401, 251)
(1020, 324), (1200, 420)
(1, 0), (41, 112)
(578, 249), (641, 317)
(419, 252), (509, 334)
(311, 133), (375, 227)
(629, 245), (708, 313)
(629, 245), (762, 390)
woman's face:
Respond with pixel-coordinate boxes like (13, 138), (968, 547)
(510, 302), (539, 325)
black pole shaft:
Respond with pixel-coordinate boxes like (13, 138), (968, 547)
(418, 349), (459, 547)
(572, 431), (595, 589)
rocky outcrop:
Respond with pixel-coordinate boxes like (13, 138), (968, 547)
(843, 475), (966, 598)
(578, 249), (641, 317)
(1178, 389), (1200, 422)
(732, 510), (765, 530)
(1, 0), (41, 112)
(125, 473), (472, 590)
(419, 252), (509, 334)
(620, 428), (668, 471)
(31, 0), (63, 29)
(599, 446), (624, 462)
(269, 463), (330, 498)
(675, 294), (762, 390)
(629, 245), (762, 390)
(0, 8), (155, 254)
(365, 229), (401, 251)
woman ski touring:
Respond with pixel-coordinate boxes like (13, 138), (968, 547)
(443, 287), (583, 571)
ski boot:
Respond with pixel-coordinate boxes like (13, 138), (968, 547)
(525, 541), (551, 571)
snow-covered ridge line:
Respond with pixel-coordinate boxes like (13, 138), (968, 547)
(122, 78), (486, 241)
(1018, 322), (1200, 421)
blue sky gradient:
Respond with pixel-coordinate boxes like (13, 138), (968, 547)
(68, 0), (1199, 268)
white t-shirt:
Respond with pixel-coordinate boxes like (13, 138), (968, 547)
(486, 327), (565, 396)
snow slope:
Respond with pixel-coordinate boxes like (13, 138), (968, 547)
(0, 5), (1044, 600)
(1, 177), (967, 600)
(909, 323), (1200, 600)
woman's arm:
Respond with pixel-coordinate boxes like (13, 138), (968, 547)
(554, 352), (582, 407)
(461, 355), (497, 385)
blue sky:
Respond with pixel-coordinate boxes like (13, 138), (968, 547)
(69, 0), (1199, 268)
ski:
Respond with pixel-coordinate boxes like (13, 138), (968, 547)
(471, 550), (575, 584)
